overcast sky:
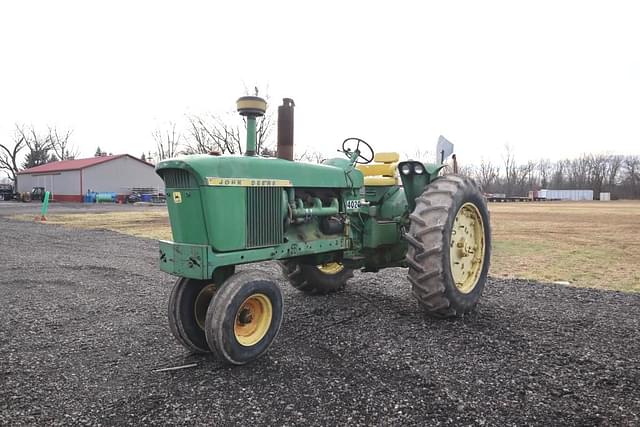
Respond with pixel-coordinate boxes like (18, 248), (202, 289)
(1, 1), (639, 166)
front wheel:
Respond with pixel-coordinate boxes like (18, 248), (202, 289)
(167, 277), (219, 353)
(405, 175), (491, 317)
(205, 270), (284, 365)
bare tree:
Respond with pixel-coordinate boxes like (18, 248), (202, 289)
(403, 148), (433, 163)
(152, 122), (182, 162)
(0, 125), (27, 188)
(310, 150), (327, 163)
(568, 155), (590, 188)
(18, 125), (54, 169)
(537, 158), (552, 188)
(587, 154), (609, 198)
(184, 111), (275, 156)
(502, 144), (517, 195)
(183, 114), (241, 154)
(622, 156), (640, 198)
(295, 149), (326, 163)
(605, 155), (624, 193)
(514, 160), (536, 195)
(475, 158), (500, 192)
(48, 126), (77, 160)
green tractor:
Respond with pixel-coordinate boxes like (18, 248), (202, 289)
(156, 96), (491, 365)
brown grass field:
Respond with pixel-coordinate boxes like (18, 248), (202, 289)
(12, 200), (640, 292)
(489, 200), (640, 292)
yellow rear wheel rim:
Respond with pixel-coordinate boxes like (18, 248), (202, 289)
(234, 294), (273, 347)
(317, 262), (344, 275)
(449, 202), (486, 294)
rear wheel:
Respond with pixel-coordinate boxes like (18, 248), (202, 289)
(279, 260), (354, 294)
(405, 175), (491, 317)
(167, 277), (219, 353)
(205, 270), (284, 365)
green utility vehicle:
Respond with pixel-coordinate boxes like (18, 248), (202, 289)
(156, 96), (491, 365)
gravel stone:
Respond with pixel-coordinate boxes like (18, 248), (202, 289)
(1, 204), (639, 425)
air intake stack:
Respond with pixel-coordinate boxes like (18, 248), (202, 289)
(237, 96), (267, 156)
(277, 98), (295, 161)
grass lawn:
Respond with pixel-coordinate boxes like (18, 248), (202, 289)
(12, 200), (640, 292)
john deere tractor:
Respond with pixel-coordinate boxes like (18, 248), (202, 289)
(156, 96), (491, 365)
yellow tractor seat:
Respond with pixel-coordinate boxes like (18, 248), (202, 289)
(356, 152), (400, 186)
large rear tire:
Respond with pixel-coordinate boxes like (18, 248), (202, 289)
(279, 261), (354, 294)
(405, 175), (491, 317)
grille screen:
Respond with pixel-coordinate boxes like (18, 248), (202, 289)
(161, 169), (197, 188)
(246, 187), (283, 248)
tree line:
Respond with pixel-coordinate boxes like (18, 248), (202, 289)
(2, 118), (638, 200)
(458, 145), (640, 199)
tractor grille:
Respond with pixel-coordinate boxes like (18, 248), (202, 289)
(161, 169), (197, 188)
(246, 187), (283, 248)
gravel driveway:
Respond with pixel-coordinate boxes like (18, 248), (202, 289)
(1, 205), (639, 425)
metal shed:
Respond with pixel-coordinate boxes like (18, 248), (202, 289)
(17, 154), (164, 202)
(538, 189), (594, 201)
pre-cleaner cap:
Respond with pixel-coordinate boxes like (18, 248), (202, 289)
(236, 96), (267, 116)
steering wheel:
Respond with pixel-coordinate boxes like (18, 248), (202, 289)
(341, 137), (374, 164)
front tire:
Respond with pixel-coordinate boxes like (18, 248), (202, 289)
(167, 277), (219, 353)
(205, 270), (284, 365)
(280, 261), (354, 294)
(405, 175), (491, 317)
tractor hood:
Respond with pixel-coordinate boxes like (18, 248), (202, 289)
(156, 154), (363, 189)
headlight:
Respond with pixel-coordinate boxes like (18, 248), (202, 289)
(400, 164), (412, 175)
(413, 163), (424, 174)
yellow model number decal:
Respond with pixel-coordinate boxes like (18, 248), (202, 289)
(173, 192), (182, 203)
(206, 177), (292, 187)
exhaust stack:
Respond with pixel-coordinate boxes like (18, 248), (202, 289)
(277, 98), (295, 161)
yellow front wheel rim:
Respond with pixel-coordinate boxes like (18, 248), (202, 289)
(317, 262), (344, 275)
(234, 294), (273, 347)
(449, 202), (486, 294)
(194, 284), (218, 330)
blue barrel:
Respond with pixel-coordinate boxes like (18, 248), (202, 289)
(141, 194), (153, 202)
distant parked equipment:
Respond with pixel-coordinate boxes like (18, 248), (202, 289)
(538, 189), (593, 201)
(0, 183), (14, 201)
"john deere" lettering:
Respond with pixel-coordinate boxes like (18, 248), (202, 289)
(206, 177), (292, 187)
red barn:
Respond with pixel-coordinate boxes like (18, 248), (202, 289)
(17, 154), (164, 202)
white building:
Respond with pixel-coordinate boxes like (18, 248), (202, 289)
(17, 154), (164, 202)
(538, 189), (594, 201)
